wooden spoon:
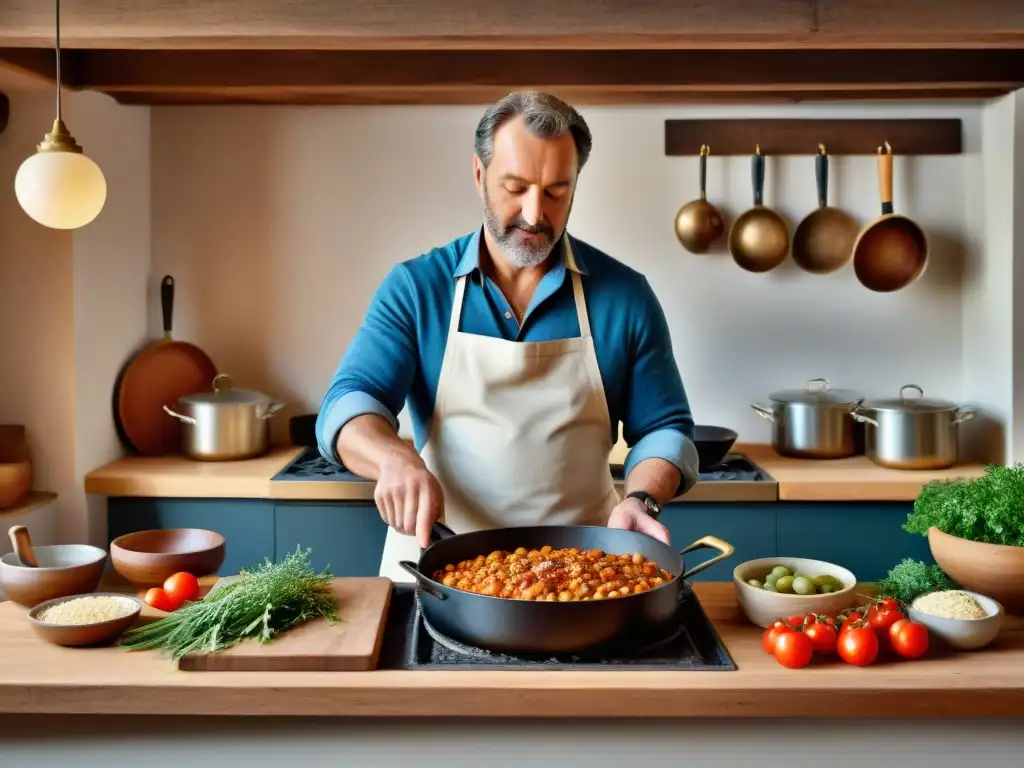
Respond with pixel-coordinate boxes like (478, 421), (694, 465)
(9, 525), (38, 567)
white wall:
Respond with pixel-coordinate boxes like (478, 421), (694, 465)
(0, 84), (149, 545)
(149, 102), (990, 454)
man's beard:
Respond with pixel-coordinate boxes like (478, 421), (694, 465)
(482, 183), (563, 268)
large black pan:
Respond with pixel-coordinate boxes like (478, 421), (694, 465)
(398, 523), (734, 655)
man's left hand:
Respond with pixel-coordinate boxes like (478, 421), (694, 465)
(607, 497), (670, 544)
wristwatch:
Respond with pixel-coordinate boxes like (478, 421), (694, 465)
(625, 490), (661, 520)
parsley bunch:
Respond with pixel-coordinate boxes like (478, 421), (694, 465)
(904, 464), (1024, 547)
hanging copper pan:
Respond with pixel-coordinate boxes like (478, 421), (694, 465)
(674, 144), (725, 254)
(792, 144), (858, 274)
(113, 276), (218, 455)
(852, 142), (928, 292)
(729, 145), (789, 273)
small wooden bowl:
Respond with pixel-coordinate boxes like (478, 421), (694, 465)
(0, 545), (108, 607)
(110, 528), (226, 587)
(27, 593), (143, 647)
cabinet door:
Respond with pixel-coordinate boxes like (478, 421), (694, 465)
(107, 498), (275, 577)
(776, 502), (933, 581)
(273, 502), (388, 577)
(660, 503), (777, 581)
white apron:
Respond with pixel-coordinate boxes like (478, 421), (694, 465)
(379, 253), (619, 582)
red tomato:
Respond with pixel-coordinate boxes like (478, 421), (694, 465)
(762, 621), (793, 654)
(839, 611), (862, 633)
(870, 607), (905, 636)
(878, 597), (901, 612)
(804, 622), (838, 654)
(773, 630), (814, 669)
(889, 619), (930, 659)
(163, 571), (200, 603)
(837, 626), (879, 666)
(144, 586), (182, 613)
(787, 613), (817, 627)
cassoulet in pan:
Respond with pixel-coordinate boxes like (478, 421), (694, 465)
(432, 545), (673, 601)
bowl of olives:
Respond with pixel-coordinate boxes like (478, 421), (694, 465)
(732, 557), (859, 628)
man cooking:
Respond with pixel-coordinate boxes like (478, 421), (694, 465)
(316, 91), (699, 582)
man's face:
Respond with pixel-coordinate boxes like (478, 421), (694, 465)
(474, 116), (578, 268)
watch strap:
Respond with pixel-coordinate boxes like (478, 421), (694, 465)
(625, 490), (661, 520)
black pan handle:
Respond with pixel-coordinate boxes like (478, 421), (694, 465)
(398, 561), (446, 601)
(752, 145), (765, 207)
(430, 521), (457, 543)
(816, 144), (829, 208)
(677, 535), (735, 580)
(160, 275), (175, 340)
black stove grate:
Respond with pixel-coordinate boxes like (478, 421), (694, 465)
(376, 584), (737, 671)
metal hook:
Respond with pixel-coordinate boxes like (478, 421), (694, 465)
(818, 143), (827, 155)
(699, 144), (710, 157)
(755, 143), (762, 155)
(877, 141), (893, 155)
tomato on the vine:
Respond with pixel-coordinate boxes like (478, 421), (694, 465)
(804, 621), (838, 654)
(163, 571), (200, 604)
(839, 610), (862, 633)
(837, 625), (879, 666)
(878, 596), (901, 612)
(869, 607), (905, 636)
(144, 586), (181, 613)
(889, 619), (929, 659)
(773, 630), (814, 669)
(762, 620), (794, 654)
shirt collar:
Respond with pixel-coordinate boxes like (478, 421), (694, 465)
(454, 226), (588, 278)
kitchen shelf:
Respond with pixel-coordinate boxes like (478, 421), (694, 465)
(0, 491), (58, 518)
(664, 118), (963, 156)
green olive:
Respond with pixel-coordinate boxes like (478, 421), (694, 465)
(792, 576), (815, 595)
(747, 578), (763, 588)
(763, 582), (777, 592)
(819, 583), (835, 594)
(774, 575), (794, 593)
(770, 566), (791, 579)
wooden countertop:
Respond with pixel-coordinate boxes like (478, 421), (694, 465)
(0, 582), (1020, 718)
(83, 443), (989, 503)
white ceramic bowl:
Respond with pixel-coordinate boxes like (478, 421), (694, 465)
(908, 590), (1005, 651)
(733, 556), (859, 628)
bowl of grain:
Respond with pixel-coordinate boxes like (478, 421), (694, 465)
(907, 589), (1005, 651)
(27, 593), (143, 647)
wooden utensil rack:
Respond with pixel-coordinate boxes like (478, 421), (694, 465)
(665, 119), (963, 156)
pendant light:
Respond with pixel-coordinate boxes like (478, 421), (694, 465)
(14, 0), (107, 230)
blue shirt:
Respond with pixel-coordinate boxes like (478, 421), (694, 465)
(316, 228), (699, 493)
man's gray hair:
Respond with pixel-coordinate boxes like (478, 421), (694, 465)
(474, 91), (593, 173)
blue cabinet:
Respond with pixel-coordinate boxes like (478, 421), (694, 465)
(273, 502), (388, 577)
(661, 503), (776, 582)
(776, 502), (931, 581)
(106, 498), (275, 576)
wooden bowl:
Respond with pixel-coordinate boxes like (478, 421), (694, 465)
(110, 528), (225, 587)
(0, 460), (30, 510)
(0, 544), (108, 607)
(733, 556), (859, 628)
(27, 593), (143, 647)
(928, 527), (1024, 615)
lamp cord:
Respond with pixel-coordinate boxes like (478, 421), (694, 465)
(55, 0), (62, 122)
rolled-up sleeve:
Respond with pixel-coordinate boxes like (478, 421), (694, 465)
(621, 276), (699, 494)
(315, 264), (418, 465)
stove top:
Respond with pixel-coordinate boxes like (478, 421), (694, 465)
(375, 584), (737, 671)
(273, 447), (772, 485)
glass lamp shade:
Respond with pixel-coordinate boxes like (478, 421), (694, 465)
(15, 148), (107, 230)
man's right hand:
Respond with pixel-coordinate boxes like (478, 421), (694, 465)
(374, 451), (445, 549)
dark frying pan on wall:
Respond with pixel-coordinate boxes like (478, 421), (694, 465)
(112, 276), (218, 455)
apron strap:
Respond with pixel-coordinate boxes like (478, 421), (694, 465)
(448, 275), (468, 339)
(570, 270), (593, 339)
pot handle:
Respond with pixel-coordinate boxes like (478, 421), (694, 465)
(430, 521), (458, 543)
(850, 406), (879, 427)
(750, 403), (776, 423)
(397, 561), (446, 601)
(678, 535), (735, 580)
(952, 408), (978, 425)
(260, 402), (286, 420)
(162, 405), (196, 424)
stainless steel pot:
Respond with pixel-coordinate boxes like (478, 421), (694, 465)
(854, 384), (977, 470)
(163, 374), (285, 461)
(751, 378), (875, 459)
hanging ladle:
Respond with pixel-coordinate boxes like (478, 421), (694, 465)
(8, 525), (38, 567)
(674, 144), (725, 254)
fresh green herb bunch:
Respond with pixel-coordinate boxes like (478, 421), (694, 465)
(874, 558), (959, 605)
(120, 546), (339, 660)
(904, 463), (1024, 548)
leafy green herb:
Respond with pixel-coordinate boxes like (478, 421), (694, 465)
(874, 558), (960, 605)
(904, 463), (1024, 547)
(120, 547), (338, 660)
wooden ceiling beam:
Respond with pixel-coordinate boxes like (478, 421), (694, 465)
(0, 0), (1022, 50)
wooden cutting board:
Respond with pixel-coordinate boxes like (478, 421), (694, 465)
(176, 577), (393, 672)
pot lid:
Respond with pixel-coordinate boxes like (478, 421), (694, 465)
(179, 374), (272, 406)
(863, 384), (959, 412)
(769, 378), (863, 405)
